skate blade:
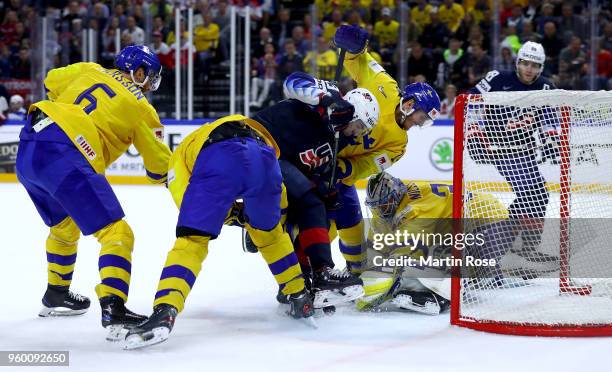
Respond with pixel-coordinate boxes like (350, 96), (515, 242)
(313, 285), (365, 308)
(392, 295), (440, 316)
(39, 306), (88, 317)
(123, 327), (170, 350)
(106, 325), (130, 342)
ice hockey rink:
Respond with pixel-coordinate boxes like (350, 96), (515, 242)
(2, 182), (612, 372)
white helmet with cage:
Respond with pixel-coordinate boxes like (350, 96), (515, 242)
(365, 172), (407, 220)
(344, 88), (380, 135)
(516, 41), (546, 80)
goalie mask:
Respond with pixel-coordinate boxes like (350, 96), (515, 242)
(365, 172), (407, 221)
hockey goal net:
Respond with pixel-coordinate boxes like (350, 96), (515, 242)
(452, 90), (612, 336)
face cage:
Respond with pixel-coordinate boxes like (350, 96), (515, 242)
(130, 67), (163, 92)
(349, 119), (370, 136)
(400, 97), (434, 128)
(365, 190), (401, 220)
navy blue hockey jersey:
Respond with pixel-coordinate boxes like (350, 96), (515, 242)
(468, 70), (555, 94)
(254, 99), (337, 176)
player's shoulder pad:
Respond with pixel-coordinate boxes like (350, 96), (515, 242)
(474, 70), (503, 93)
(536, 76), (556, 90)
(283, 71), (338, 106)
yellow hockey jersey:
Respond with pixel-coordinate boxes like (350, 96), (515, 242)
(338, 51), (406, 186)
(167, 114), (279, 209)
(33, 62), (170, 182)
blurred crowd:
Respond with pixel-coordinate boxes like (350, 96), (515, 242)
(0, 0), (611, 120)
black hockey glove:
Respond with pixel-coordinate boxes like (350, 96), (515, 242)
(224, 201), (248, 227)
(321, 91), (355, 132)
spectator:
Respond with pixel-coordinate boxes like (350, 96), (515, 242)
(407, 42), (436, 83)
(499, 41), (516, 73)
(344, 0), (369, 24)
(536, 3), (557, 35)
(149, 0), (173, 21)
(213, 1), (232, 31)
(8, 94), (26, 121)
(467, 43), (491, 86)
(367, 0), (384, 25)
(346, 10), (366, 28)
(254, 27), (274, 60)
(194, 12), (219, 81)
(303, 37), (337, 80)
(507, 4), (525, 30)
(468, 25), (490, 52)
(455, 12), (476, 44)
(0, 44), (12, 78)
(91, 2), (109, 32)
(501, 25), (522, 55)
(411, 0), (433, 33)
(250, 43), (278, 109)
(122, 16), (145, 46)
(478, 8), (494, 39)
(152, 16), (169, 40)
(524, 0), (540, 24)
(467, 0), (490, 25)
(301, 13), (312, 41)
(559, 2), (587, 43)
(418, 8), (450, 52)
(270, 8), (294, 49)
(520, 21), (542, 43)
(291, 26), (309, 57)
(278, 39), (304, 81)
(374, 7), (399, 64)
(499, 0), (514, 26)
(151, 31), (172, 69)
(559, 36), (586, 78)
(601, 22), (612, 52)
(439, 84), (457, 119)
(193, 0), (211, 27)
(439, 37), (468, 90)
(1, 10), (19, 46)
(166, 18), (189, 46)
(323, 10), (344, 43)
(113, 3), (128, 29)
(61, 2), (83, 34)
(11, 47), (30, 79)
(541, 21), (565, 75)
(438, 0), (465, 34)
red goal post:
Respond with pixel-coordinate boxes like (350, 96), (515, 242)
(451, 91), (612, 336)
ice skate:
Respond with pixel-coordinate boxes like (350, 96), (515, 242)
(39, 285), (90, 317)
(100, 295), (148, 342)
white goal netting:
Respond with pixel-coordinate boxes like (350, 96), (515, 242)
(454, 90), (612, 334)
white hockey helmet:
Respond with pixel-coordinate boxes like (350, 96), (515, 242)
(516, 41), (545, 79)
(344, 88), (380, 135)
(365, 172), (407, 220)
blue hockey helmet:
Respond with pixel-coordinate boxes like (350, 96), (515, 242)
(115, 45), (162, 91)
(399, 82), (441, 128)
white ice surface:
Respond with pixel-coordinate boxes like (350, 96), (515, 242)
(1, 183), (611, 372)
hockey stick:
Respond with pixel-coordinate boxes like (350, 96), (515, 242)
(328, 48), (347, 189)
